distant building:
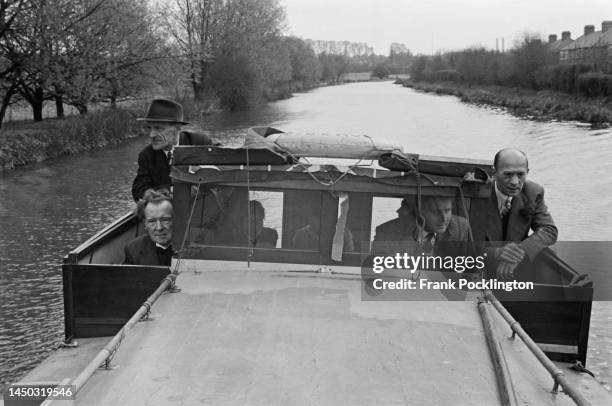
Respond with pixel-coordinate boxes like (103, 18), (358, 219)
(547, 31), (573, 54)
(560, 21), (612, 69)
(305, 39), (375, 57)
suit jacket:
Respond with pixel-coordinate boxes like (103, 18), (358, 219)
(131, 145), (171, 201)
(371, 214), (470, 256)
(478, 180), (557, 260)
(123, 234), (173, 267)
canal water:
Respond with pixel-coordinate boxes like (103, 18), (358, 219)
(1, 81), (611, 391)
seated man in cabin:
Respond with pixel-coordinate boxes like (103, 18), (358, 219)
(477, 148), (557, 280)
(124, 189), (174, 266)
(131, 99), (213, 201)
(214, 199), (278, 248)
(371, 196), (469, 257)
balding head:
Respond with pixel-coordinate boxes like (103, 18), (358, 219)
(493, 148), (529, 196)
(494, 148), (528, 170)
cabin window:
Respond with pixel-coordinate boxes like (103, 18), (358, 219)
(282, 190), (322, 250)
(187, 186), (283, 248)
(183, 185), (374, 264)
(181, 184), (472, 265)
(370, 194), (471, 254)
(249, 190), (283, 248)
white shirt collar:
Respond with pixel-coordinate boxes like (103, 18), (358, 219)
(494, 181), (512, 212)
(156, 242), (171, 250)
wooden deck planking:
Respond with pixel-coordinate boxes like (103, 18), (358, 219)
(73, 264), (501, 405)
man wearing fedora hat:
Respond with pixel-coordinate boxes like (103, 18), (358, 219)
(131, 98), (189, 201)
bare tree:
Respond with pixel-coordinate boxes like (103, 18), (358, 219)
(161, 0), (285, 102)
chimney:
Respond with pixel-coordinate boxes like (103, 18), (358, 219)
(584, 25), (595, 35)
(603, 21), (612, 32)
(548, 34), (557, 43)
(561, 31), (571, 41)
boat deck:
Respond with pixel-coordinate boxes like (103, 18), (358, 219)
(15, 261), (612, 405)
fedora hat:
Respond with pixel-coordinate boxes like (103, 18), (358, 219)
(137, 98), (189, 124)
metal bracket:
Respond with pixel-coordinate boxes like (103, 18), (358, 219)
(99, 359), (120, 370)
(59, 338), (79, 348)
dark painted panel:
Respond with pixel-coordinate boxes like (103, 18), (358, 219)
(173, 147), (290, 165)
(501, 300), (591, 364)
(63, 264), (169, 338)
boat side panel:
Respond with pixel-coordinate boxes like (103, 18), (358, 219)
(63, 264), (169, 338)
(66, 213), (141, 264)
(500, 300), (592, 364)
(79, 223), (141, 265)
(494, 249), (593, 364)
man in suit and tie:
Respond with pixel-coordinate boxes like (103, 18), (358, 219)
(481, 148), (558, 280)
(131, 99), (189, 201)
(371, 195), (470, 256)
(124, 189), (174, 266)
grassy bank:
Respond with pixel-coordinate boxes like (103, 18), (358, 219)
(0, 108), (142, 170)
(397, 80), (612, 128)
(0, 88), (311, 171)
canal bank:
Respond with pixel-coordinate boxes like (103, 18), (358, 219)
(0, 86), (319, 171)
(0, 109), (142, 171)
(397, 79), (612, 128)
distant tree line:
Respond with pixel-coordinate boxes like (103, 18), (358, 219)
(407, 35), (612, 97)
(0, 0), (327, 127)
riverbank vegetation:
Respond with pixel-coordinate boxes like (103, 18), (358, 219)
(0, 108), (140, 170)
(399, 81), (612, 125)
(0, 0), (325, 128)
(0, 0), (335, 169)
(2, 0), (405, 170)
(397, 36), (612, 126)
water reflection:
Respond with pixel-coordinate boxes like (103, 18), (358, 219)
(1, 81), (611, 390)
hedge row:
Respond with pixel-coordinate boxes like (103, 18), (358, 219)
(0, 108), (142, 170)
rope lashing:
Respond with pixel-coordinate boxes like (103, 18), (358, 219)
(246, 145), (253, 264)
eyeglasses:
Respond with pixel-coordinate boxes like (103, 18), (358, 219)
(145, 217), (172, 227)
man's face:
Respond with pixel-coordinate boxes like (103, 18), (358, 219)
(145, 123), (179, 150)
(144, 201), (173, 246)
(422, 198), (452, 234)
(493, 151), (529, 197)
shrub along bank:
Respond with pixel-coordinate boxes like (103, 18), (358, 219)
(398, 80), (612, 127)
(0, 108), (142, 170)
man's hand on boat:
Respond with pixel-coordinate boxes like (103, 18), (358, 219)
(495, 242), (525, 264)
(495, 243), (526, 280)
(496, 261), (518, 280)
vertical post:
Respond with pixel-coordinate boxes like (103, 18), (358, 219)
(172, 181), (191, 253)
(319, 191), (338, 264)
(62, 264), (75, 340)
(577, 300), (592, 365)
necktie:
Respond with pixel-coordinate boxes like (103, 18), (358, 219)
(500, 197), (512, 217)
(167, 149), (174, 166)
(422, 232), (436, 254)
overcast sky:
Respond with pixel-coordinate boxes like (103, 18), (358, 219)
(282, 0), (612, 54)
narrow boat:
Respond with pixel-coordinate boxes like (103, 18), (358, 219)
(10, 128), (610, 405)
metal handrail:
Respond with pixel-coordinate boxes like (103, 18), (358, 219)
(483, 290), (591, 406)
(477, 298), (519, 406)
(44, 273), (177, 405)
